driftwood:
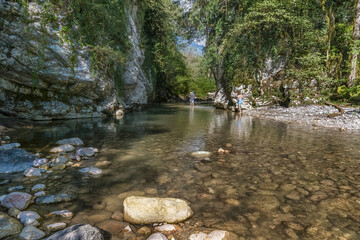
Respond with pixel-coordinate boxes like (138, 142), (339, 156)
(325, 101), (344, 118)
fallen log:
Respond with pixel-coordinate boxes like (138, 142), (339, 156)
(325, 101), (344, 118)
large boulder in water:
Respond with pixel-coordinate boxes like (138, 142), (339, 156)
(124, 196), (193, 224)
(45, 224), (104, 240)
(0, 148), (35, 174)
(2, 192), (32, 210)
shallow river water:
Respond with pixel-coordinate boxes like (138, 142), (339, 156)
(4, 104), (360, 239)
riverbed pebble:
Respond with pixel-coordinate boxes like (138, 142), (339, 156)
(147, 233), (168, 240)
(79, 167), (102, 176)
(35, 193), (74, 204)
(50, 144), (75, 153)
(8, 185), (24, 192)
(32, 158), (48, 167)
(49, 210), (73, 219)
(19, 226), (45, 240)
(2, 192), (32, 210)
(8, 208), (21, 218)
(46, 222), (67, 231)
(17, 211), (41, 227)
(45, 224), (104, 240)
(24, 168), (41, 177)
(0, 212), (22, 239)
(31, 184), (45, 192)
(76, 148), (96, 157)
(56, 137), (84, 146)
(34, 191), (45, 197)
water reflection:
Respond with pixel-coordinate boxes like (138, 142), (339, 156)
(3, 104), (360, 239)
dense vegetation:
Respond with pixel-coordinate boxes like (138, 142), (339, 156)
(183, 0), (360, 106)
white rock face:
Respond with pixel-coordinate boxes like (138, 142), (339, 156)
(123, 196), (193, 224)
(214, 88), (229, 109)
(146, 233), (168, 240)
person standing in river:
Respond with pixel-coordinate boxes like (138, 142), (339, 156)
(189, 91), (195, 106)
(237, 92), (243, 114)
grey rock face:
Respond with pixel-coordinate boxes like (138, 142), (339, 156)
(45, 224), (104, 240)
(214, 88), (230, 109)
(122, 4), (153, 108)
(0, 148), (35, 174)
(0, 212), (23, 239)
(0, 1), (153, 119)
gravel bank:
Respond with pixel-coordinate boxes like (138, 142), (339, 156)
(248, 105), (360, 131)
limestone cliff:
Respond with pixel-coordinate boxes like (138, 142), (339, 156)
(0, 0), (153, 120)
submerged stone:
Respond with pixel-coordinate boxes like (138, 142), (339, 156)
(50, 144), (75, 153)
(0, 143), (20, 150)
(79, 167), (102, 176)
(49, 210), (73, 219)
(0, 212), (23, 239)
(31, 184), (46, 192)
(45, 224), (104, 240)
(124, 196), (193, 224)
(35, 194), (74, 205)
(0, 148), (35, 174)
(32, 158), (48, 167)
(24, 167), (41, 177)
(76, 148), (97, 157)
(56, 137), (84, 146)
(19, 226), (45, 240)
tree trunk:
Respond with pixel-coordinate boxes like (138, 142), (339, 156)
(349, 0), (360, 87)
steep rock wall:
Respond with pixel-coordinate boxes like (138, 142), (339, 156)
(0, 0), (153, 120)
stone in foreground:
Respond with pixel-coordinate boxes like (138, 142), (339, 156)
(2, 192), (32, 210)
(191, 151), (212, 158)
(56, 137), (84, 146)
(49, 210), (73, 219)
(124, 196), (193, 224)
(0, 148), (35, 174)
(45, 224), (104, 240)
(147, 233), (167, 240)
(19, 226), (46, 240)
(47, 222), (67, 231)
(0, 212), (23, 239)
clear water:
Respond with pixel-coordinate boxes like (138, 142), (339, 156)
(3, 104), (360, 239)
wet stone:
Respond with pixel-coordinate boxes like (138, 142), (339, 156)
(111, 211), (124, 221)
(2, 192), (32, 210)
(19, 226), (45, 240)
(95, 220), (128, 237)
(0, 212), (23, 239)
(31, 184), (45, 192)
(8, 208), (21, 218)
(35, 193), (74, 205)
(45, 224), (104, 240)
(47, 222), (67, 231)
(56, 137), (84, 146)
(18, 211), (41, 226)
(285, 191), (301, 201)
(24, 168), (42, 177)
(0, 143), (20, 150)
(0, 148), (35, 174)
(50, 144), (75, 153)
(49, 210), (73, 219)
(147, 233), (168, 240)
(34, 191), (45, 197)
(32, 158), (48, 168)
(79, 167), (102, 176)
(76, 148), (96, 157)
(8, 185), (24, 192)
(137, 226), (151, 236)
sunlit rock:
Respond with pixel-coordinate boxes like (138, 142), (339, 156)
(79, 167), (102, 176)
(50, 144), (75, 153)
(124, 196), (193, 224)
(147, 233), (167, 240)
(45, 224), (104, 240)
(191, 151), (212, 158)
(49, 210), (73, 219)
(47, 222), (67, 231)
(24, 167), (41, 178)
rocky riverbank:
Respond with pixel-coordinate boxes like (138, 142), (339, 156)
(247, 105), (360, 131)
(0, 137), (238, 240)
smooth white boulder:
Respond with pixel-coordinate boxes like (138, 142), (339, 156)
(124, 196), (193, 224)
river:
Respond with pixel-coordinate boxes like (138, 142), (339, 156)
(3, 104), (360, 239)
